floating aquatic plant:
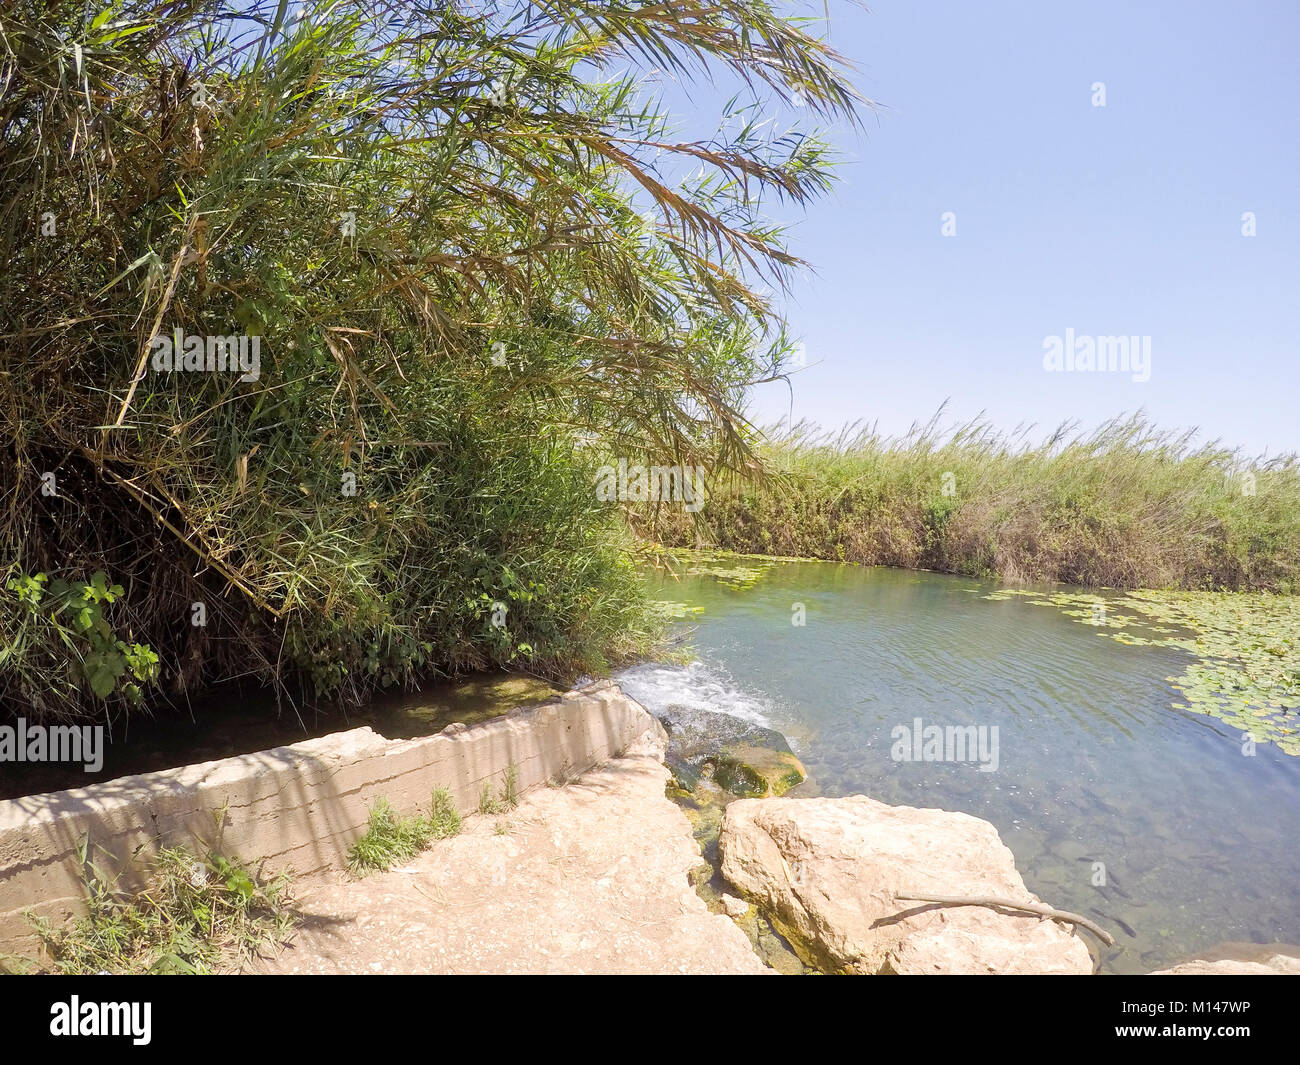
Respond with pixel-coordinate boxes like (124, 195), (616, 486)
(651, 600), (706, 620)
(653, 547), (819, 591)
(984, 588), (1300, 754)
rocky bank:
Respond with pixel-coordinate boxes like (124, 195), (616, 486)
(718, 793), (1097, 975)
(250, 712), (769, 975)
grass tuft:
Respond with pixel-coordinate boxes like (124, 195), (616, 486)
(348, 791), (463, 877)
(428, 786), (462, 838)
(11, 844), (293, 975)
(477, 764), (520, 815)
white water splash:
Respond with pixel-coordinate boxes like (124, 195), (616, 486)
(613, 660), (775, 728)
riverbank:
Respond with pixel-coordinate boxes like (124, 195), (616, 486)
(7, 670), (1295, 975)
(641, 413), (1300, 593)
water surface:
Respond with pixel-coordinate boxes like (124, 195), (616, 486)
(617, 561), (1300, 974)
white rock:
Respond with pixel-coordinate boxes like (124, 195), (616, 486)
(1150, 943), (1300, 975)
(718, 794), (1094, 975)
(720, 893), (750, 919)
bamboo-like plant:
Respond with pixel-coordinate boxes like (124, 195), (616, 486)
(0, 0), (863, 715)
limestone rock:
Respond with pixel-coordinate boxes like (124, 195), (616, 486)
(655, 704), (805, 796)
(718, 794), (1094, 975)
(720, 893), (751, 919)
(1150, 942), (1300, 975)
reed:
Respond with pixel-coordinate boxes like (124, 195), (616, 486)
(0, 1), (861, 717)
(645, 409), (1300, 592)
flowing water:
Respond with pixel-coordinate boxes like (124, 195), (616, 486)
(616, 560), (1300, 974)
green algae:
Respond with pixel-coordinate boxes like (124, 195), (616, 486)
(984, 587), (1300, 754)
(366, 673), (562, 739)
(684, 554), (774, 590)
(713, 744), (808, 798)
(650, 547), (821, 592)
(668, 772), (811, 974)
(649, 600), (705, 620)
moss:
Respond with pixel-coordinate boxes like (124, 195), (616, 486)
(730, 905), (818, 974)
(713, 745), (807, 798)
(661, 772), (814, 974)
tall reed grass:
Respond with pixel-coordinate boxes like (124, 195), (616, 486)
(646, 410), (1300, 592)
(0, 0), (861, 718)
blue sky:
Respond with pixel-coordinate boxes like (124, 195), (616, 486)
(710, 0), (1298, 456)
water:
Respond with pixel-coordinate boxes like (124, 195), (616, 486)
(617, 561), (1300, 974)
(0, 674), (560, 802)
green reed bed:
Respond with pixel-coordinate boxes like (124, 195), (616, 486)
(647, 411), (1300, 594)
(0, 0), (862, 719)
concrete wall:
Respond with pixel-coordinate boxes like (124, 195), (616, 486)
(0, 681), (656, 956)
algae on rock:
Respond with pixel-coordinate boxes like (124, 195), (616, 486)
(714, 744), (807, 798)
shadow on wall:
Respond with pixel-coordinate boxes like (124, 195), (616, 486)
(0, 681), (654, 957)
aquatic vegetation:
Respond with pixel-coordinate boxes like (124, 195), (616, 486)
(649, 600), (706, 621)
(657, 702), (805, 795)
(984, 587), (1300, 754)
(713, 745), (808, 798)
(651, 410), (1300, 594)
(654, 547), (815, 590)
(692, 561), (773, 591)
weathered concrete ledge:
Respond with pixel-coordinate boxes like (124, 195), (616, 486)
(249, 717), (769, 974)
(0, 680), (652, 955)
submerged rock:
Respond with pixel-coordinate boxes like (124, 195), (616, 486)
(1150, 942), (1300, 975)
(714, 744), (807, 798)
(656, 704), (806, 796)
(718, 795), (1095, 975)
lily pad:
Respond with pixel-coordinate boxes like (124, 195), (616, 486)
(983, 587), (1300, 755)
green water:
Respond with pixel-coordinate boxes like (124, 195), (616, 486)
(617, 561), (1300, 974)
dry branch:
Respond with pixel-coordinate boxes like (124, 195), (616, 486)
(894, 892), (1116, 947)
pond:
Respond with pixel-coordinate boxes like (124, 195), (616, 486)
(615, 559), (1300, 974)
